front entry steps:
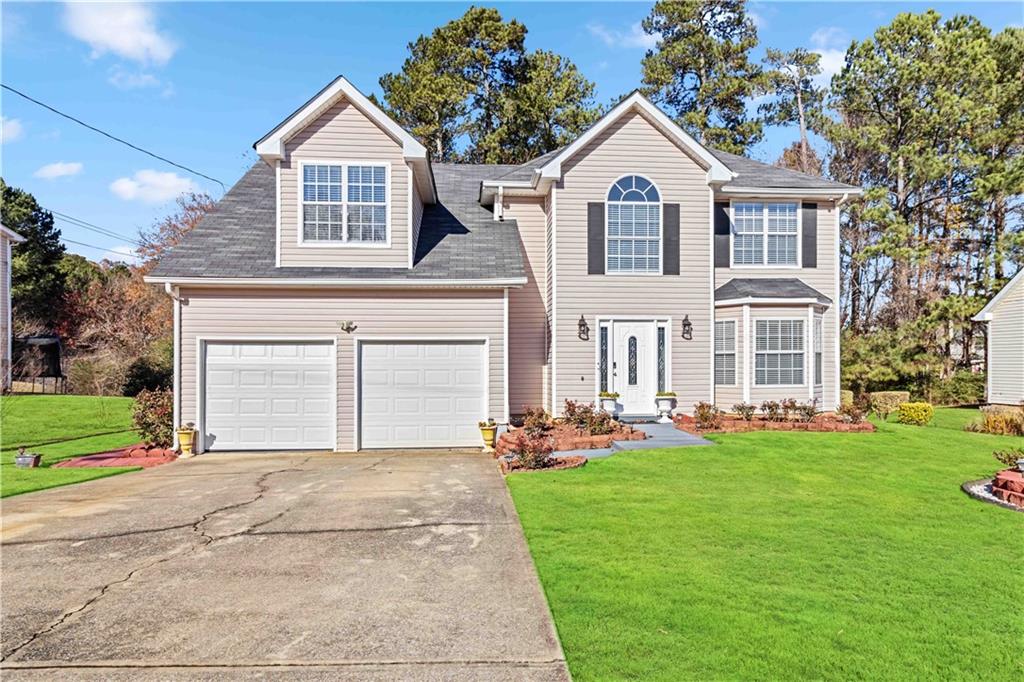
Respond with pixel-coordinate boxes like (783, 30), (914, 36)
(557, 422), (713, 460)
(615, 414), (660, 424)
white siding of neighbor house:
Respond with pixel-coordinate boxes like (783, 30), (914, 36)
(279, 97), (409, 268)
(178, 287), (505, 450)
(503, 197), (547, 415)
(714, 201), (839, 411)
(987, 278), (1024, 405)
(554, 109), (713, 414)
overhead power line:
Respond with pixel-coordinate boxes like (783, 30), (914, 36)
(61, 237), (137, 259)
(49, 209), (143, 247)
(2, 83), (226, 192)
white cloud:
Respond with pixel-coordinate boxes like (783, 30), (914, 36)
(748, 10), (765, 30)
(1, 117), (25, 144)
(34, 161), (84, 180)
(810, 27), (849, 87)
(62, 2), (176, 65)
(108, 67), (160, 89)
(587, 22), (659, 50)
(110, 169), (196, 204)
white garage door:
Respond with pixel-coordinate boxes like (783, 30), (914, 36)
(203, 341), (334, 451)
(360, 341), (486, 448)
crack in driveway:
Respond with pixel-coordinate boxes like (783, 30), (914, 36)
(1, 459), (311, 662)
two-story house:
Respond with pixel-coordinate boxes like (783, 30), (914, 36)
(148, 76), (860, 453)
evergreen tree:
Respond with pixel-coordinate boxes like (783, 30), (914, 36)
(760, 48), (826, 174)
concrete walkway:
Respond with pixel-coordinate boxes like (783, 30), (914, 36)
(560, 421), (714, 459)
(1, 452), (568, 680)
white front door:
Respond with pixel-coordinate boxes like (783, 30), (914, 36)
(612, 322), (656, 415)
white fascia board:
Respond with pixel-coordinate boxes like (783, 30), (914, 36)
(538, 92), (734, 184)
(0, 224), (26, 242)
(715, 297), (825, 307)
(254, 76), (427, 161)
(144, 276), (527, 289)
(719, 186), (863, 198)
(973, 268), (1024, 320)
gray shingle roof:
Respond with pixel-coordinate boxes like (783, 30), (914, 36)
(494, 147), (564, 182)
(710, 149), (858, 192)
(150, 162), (525, 282)
(715, 278), (832, 304)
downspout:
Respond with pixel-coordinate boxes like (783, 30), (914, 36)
(165, 283), (182, 449)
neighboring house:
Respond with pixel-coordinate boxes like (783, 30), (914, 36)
(148, 76), (860, 453)
(973, 269), (1024, 405)
(1, 223), (26, 391)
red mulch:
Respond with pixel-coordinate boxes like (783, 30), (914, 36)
(499, 455), (587, 474)
(52, 444), (177, 469)
(674, 414), (876, 434)
(495, 423), (645, 456)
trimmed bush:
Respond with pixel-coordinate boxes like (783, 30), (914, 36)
(869, 391), (910, 421)
(837, 402), (866, 424)
(562, 400), (614, 435)
(760, 400), (783, 422)
(840, 390), (855, 408)
(694, 401), (722, 429)
(932, 370), (985, 406)
(511, 429), (554, 469)
(133, 388), (173, 447)
(897, 402), (934, 426)
(732, 403), (756, 421)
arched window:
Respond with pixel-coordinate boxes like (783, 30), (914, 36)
(607, 175), (661, 273)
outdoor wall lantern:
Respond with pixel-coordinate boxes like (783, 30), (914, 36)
(337, 320), (358, 334)
(577, 315), (590, 341)
(680, 315), (693, 340)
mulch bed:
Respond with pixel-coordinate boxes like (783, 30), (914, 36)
(495, 423), (645, 456)
(52, 444), (178, 469)
(674, 414), (876, 434)
(499, 455), (587, 474)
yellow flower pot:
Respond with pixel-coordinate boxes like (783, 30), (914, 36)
(479, 425), (498, 450)
(177, 428), (196, 458)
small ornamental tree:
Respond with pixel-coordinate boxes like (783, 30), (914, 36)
(133, 388), (173, 447)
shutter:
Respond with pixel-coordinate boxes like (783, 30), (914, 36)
(662, 203), (680, 275)
(714, 202), (730, 267)
(802, 202), (818, 268)
(587, 202), (605, 275)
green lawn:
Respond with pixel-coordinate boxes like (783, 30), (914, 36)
(1, 395), (142, 498)
(507, 408), (1024, 680)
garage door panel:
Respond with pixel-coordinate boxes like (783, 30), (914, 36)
(360, 341), (485, 449)
(204, 341), (334, 451)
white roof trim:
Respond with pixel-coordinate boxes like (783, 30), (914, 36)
(715, 297), (828, 307)
(718, 186), (863, 197)
(254, 76), (427, 161)
(145, 276), (526, 289)
(973, 268), (1024, 321)
(537, 92), (735, 184)
(1, 224), (26, 243)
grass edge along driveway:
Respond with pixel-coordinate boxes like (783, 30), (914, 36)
(507, 408), (1024, 681)
(1, 395), (142, 498)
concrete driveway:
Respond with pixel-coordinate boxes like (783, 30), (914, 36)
(0, 452), (568, 680)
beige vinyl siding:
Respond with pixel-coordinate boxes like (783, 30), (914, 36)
(713, 306), (744, 410)
(279, 98), (409, 268)
(715, 201), (839, 410)
(410, 171), (424, 265)
(179, 287), (505, 450)
(504, 197), (547, 414)
(555, 110), (713, 414)
(1, 235), (10, 389)
(987, 279), (1024, 404)
(543, 192), (554, 412)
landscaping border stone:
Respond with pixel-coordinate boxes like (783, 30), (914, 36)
(500, 455), (587, 475)
(674, 414), (875, 434)
(961, 477), (1024, 513)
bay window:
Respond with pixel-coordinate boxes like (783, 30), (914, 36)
(714, 320), (736, 385)
(755, 319), (805, 385)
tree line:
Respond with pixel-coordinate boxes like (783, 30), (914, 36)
(3, 1), (1020, 402)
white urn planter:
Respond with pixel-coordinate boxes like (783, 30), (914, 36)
(600, 395), (619, 414)
(655, 395), (676, 423)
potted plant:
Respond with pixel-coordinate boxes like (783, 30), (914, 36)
(14, 447), (42, 468)
(599, 391), (619, 414)
(177, 422), (197, 458)
(655, 391), (676, 422)
(478, 418), (498, 451)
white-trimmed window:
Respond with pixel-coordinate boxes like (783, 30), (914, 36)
(715, 320), (736, 385)
(755, 319), (805, 385)
(732, 202), (799, 266)
(301, 163), (388, 244)
(607, 175), (661, 273)
(814, 316), (823, 386)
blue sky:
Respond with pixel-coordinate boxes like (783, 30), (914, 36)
(2, 1), (1021, 264)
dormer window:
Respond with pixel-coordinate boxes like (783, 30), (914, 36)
(301, 162), (388, 245)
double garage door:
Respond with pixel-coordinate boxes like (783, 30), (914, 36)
(202, 340), (485, 451)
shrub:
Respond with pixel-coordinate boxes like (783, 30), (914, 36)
(780, 398), (798, 421)
(840, 390), (854, 408)
(133, 388), (173, 447)
(511, 429), (553, 469)
(693, 401), (722, 429)
(796, 399), (819, 423)
(122, 355), (172, 397)
(869, 391), (910, 421)
(993, 448), (1024, 469)
(760, 401), (782, 422)
(837, 402), (866, 424)
(520, 406), (551, 437)
(562, 400), (615, 435)
(897, 402), (934, 426)
(67, 355), (128, 396)
(732, 403), (756, 421)
(965, 409), (1024, 437)
(931, 370), (985, 406)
